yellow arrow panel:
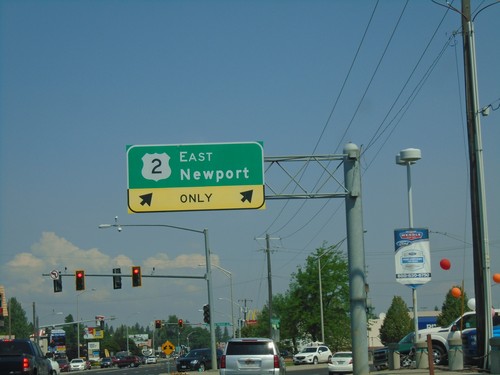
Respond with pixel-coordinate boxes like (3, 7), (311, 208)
(128, 185), (265, 213)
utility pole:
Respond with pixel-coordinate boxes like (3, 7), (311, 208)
(461, 0), (492, 369)
(256, 234), (279, 339)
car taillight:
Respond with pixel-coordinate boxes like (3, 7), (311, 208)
(273, 355), (279, 368)
(23, 357), (30, 370)
(220, 355), (226, 368)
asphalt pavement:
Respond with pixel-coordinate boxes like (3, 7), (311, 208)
(159, 364), (487, 375)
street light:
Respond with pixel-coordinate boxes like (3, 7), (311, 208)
(396, 147), (421, 343)
(99, 217), (217, 368)
(77, 289), (96, 358)
(219, 298), (244, 338)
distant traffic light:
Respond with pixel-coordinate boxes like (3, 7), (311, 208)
(53, 278), (62, 293)
(203, 304), (210, 324)
(75, 270), (85, 291)
(155, 320), (162, 329)
(178, 319), (183, 328)
(131, 266), (141, 287)
(113, 268), (122, 290)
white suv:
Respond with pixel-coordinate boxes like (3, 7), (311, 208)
(219, 337), (286, 375)
(293, 345), (332, 365)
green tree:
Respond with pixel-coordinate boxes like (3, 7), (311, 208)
(437, 286), (471, 327)
(379, 296), (412, 345)
(0, 298), (32, 338)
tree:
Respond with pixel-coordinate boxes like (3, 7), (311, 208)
(285, 242), (350, 351)
(379, 296), (412, 345)
(437, 286), (471, 327)
(0, 298), (32, 338)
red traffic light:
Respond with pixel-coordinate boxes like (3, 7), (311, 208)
(75, 270), (85, 291)
(132, 266), (142, 287)
(178, 319), (183, 328)
(155, 319), (162, 328)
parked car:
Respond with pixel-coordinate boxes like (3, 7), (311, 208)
(176, 348), (222, 371)
(219, 337), (286, 375)
(328, 351), (353, 374)
(372, 331), (415, 369)
(69, 358), (90, 371)
(56, 358), (69, 372)
(100, 357), (114, 368)
(146, 356), (157, 364)
(293, 345), (332, 365)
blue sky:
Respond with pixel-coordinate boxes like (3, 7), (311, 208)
(1, 0), (500, 334)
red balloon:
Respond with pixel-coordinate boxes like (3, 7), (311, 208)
(493, 273), (500, 283)
(451, 287), (462, 298)
(440, 258), (451, 270)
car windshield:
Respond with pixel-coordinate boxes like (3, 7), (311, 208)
(399, 332), (414, 344)
(71, 359), (83, 363)
(302, 347), (318, 353)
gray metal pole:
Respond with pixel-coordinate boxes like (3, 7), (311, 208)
(319, 257), (325, 343)
(461, 1), (492, 368)
(204, 229), (218, 369)
(266, 233), (273, 339)
(343, 143), (369, 375)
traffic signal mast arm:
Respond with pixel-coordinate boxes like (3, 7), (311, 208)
(42, 272), (206, 279)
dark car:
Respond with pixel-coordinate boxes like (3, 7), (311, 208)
(176, 348), (222, 372)
(56, 358), (70, 372)
(115, 355), (140, 368)
(100, 357), (115, 368)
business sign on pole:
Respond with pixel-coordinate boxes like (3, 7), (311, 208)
(127, 142), (265, 212)
(394, 228), (431, 287)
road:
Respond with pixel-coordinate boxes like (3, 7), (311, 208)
(77, 361), (483, 375)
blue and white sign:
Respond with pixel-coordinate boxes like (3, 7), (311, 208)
(394, 228), (431, 287)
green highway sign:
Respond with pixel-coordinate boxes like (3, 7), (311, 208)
(127, 142), (265, 212)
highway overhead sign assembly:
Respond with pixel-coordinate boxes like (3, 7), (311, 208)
(127, 142), (265, 212)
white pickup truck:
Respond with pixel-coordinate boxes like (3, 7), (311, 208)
(416, 311), (483, 365)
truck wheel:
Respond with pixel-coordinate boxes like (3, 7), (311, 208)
(432, 345), (446, 365)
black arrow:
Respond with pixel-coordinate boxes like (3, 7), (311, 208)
(240, 190), (253, 203)
(139, 193), (153, 206)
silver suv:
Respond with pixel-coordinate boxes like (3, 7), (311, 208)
(219, 338), (286, 375)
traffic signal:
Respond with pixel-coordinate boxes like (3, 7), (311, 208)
(178, 319), (183, 328)
(132, 266), (142, 287)
(75, 270), (85, 291)
(113, 268), (122, 290)
(155, 320), (162, 329)
(99, 320), (104, 330)
(203, 304), (210, 324)
(53, 278), (62, 293)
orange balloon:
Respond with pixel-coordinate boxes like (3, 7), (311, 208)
(493, 273), (500, 283)
(451, 287), (462, 298)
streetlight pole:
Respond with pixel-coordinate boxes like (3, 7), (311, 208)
(99, 218), (217, 368)
(211, 264), (235, 338)
(396, 148), (421, 344)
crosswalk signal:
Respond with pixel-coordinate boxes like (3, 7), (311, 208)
(75, 270), (85, 291)
(203, 304), (210, 324)
(155, 319), (162, 329)
(132, 266), (142, 287)
(113, 268), (122, 290)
